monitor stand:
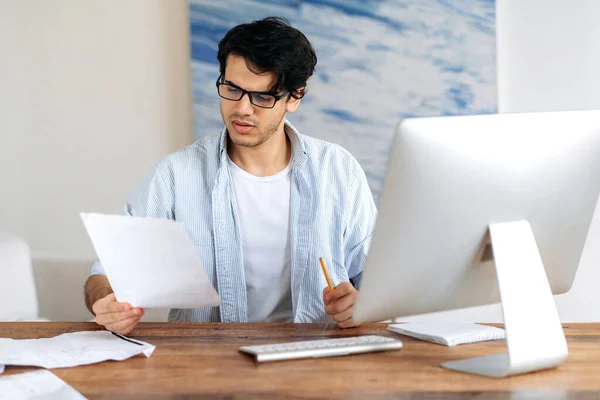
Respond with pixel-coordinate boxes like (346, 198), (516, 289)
(441, 220), (568, 378)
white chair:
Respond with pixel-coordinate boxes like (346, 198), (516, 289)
(0, 231), (39, 321)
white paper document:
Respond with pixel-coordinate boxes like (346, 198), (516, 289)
(387, 321), (506, 347)
(0, 370), (86, 400)
(0, 331), (155, 369)
(0, 364), (4, 374)
(81, 212), (221, 309)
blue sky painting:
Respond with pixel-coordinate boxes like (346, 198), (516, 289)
(189, 0), (497, 199)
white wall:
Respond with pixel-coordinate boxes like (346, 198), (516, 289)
(0, 0), (193, 320)
(404, 0), (600, 323)
(497, 0), (600, 113)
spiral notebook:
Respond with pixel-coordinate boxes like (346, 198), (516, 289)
(387, 321), (506, 347)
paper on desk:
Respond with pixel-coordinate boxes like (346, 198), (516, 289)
(0, 331), (154, 369)
(81, 212), (221, 309)
(0, 364), (4, 374)
(0, 370), (86, 400)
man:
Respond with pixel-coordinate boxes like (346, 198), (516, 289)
(84, 17), (376, 335)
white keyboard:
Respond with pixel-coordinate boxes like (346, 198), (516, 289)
(239, 335), (403, 362)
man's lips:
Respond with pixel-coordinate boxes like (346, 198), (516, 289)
(232, 120), (254, 126)
(232, 120), (255, 133)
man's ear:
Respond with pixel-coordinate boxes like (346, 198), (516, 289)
(286, 89), (304, 113)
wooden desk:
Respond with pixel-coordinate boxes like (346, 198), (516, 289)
(1, 322), (599, 399)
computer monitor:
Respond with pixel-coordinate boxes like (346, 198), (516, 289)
(353, 110), (600, 377)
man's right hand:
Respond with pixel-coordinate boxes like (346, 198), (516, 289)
(92, 293), (144, 335)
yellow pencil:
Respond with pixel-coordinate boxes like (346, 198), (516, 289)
(319, 257), (334, 291)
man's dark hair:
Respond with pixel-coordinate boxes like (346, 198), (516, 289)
(217, 17), (317, 99)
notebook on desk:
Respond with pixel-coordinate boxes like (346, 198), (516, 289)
(387, 321), (505, 347)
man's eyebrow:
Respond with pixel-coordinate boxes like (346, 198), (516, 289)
(223, 79), (241, 88)
(223, 79), (274, 94)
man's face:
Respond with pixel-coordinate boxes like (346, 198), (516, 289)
(219, 54), (301, 148)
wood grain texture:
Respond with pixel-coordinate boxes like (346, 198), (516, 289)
(1, 322), (599, 399)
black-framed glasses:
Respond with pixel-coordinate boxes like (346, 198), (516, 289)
(216, 75), (289, 109)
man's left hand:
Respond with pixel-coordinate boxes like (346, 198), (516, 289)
(323, 282), (360, 328)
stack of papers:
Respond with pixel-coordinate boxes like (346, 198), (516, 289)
(0, 370), (86, 400)
(0, 331), (155, 369)
(387, 321), (506, 347)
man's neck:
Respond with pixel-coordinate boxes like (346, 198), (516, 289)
(227, 127), (291, 177)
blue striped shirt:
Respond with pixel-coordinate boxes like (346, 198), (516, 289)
(91, 121), (377, 323)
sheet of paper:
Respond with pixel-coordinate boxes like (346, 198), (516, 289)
(0, 370), (86, 400)
(0, 331), (155, 369)
(0, 364), (4, 374)
(81, 212), (221, 309)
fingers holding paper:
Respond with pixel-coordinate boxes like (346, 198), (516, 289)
(323, 282), (360, 329)
(92, 293), (144, 335)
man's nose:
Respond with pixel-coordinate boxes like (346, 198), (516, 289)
(236, 92), (254, 115)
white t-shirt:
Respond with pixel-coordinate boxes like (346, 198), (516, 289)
(228, 157), (293, 322)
